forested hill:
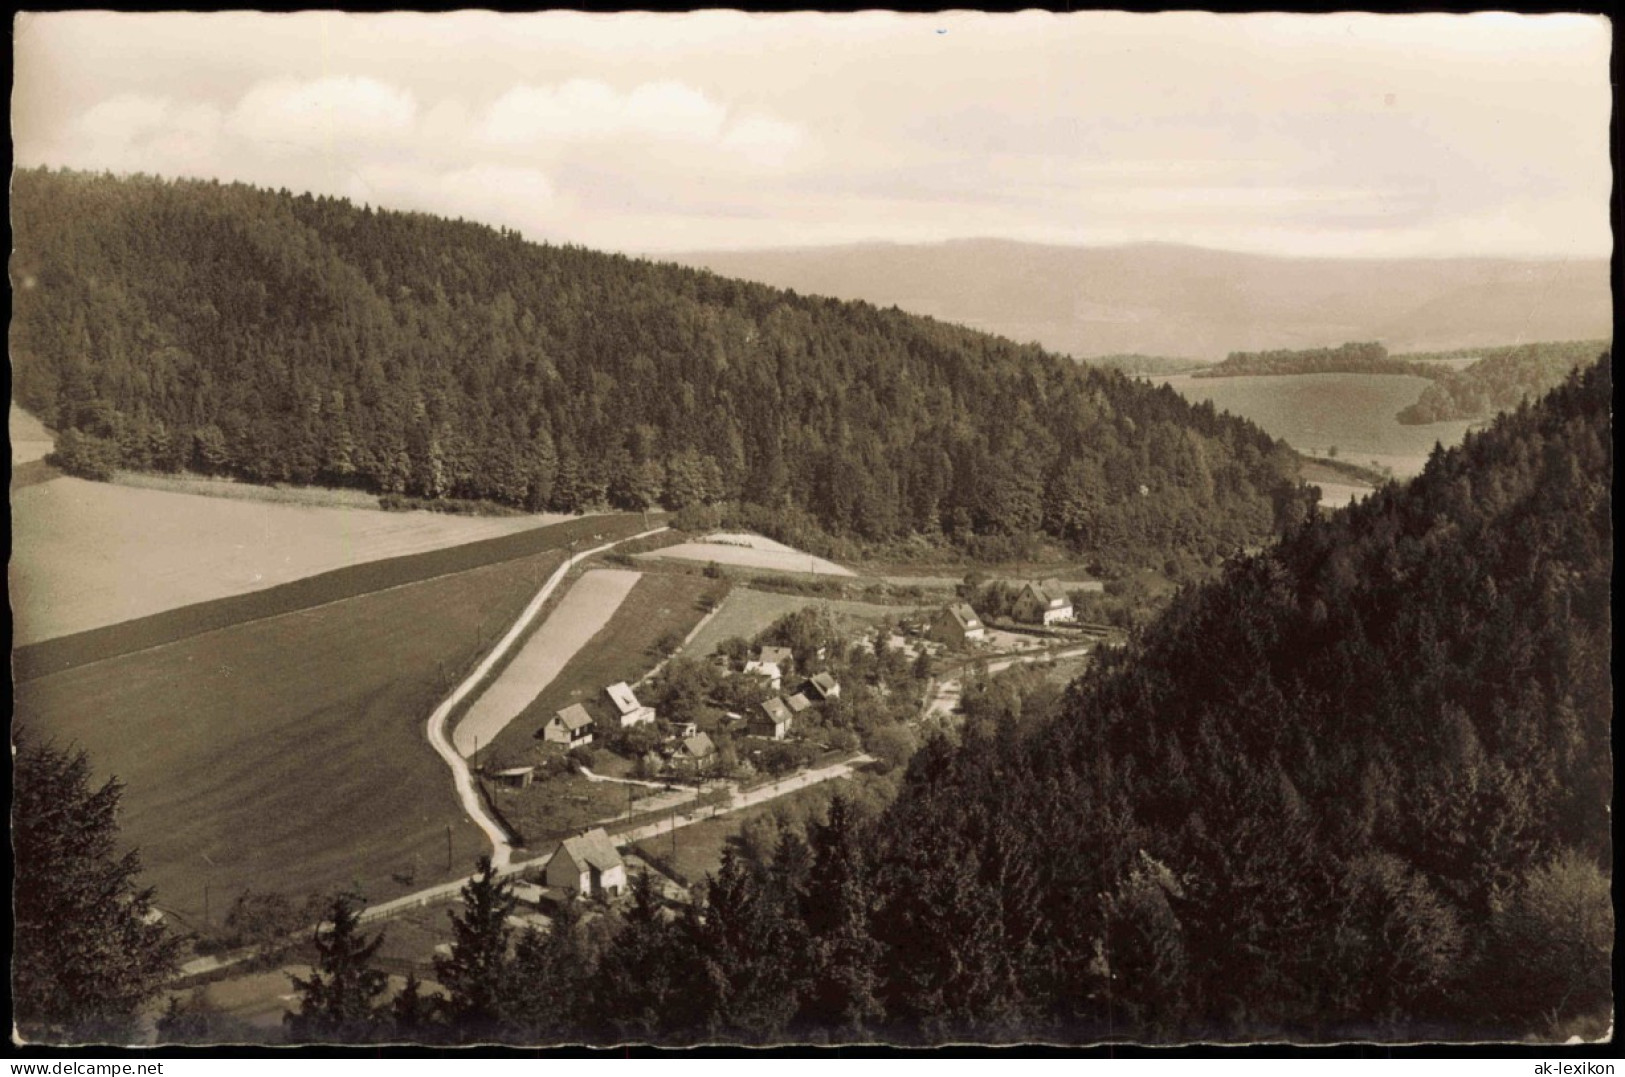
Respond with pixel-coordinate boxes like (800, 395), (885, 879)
(870, 355), (1612, 1040)
(11, 168), (1300, 562)
(1193, 341), (1440, 379)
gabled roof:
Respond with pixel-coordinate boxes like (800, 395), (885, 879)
(784, 692), (813, 714)
(743, 660), (782, 679)
(605, 681), (645, 715)
(554, 703), (594, 731)
(758, 645), (793, 667)
(1023, 582), (1070, 610)
(558, 827), (623, 874)
(945, 602), (981, 628)
(681, 732), (716, 759)
(759, 697), (793, 724)
(808, 671), (839, 696)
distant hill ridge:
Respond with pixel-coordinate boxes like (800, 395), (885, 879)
(11, 168), (1305, 569)
(665, 239), (1610, 360)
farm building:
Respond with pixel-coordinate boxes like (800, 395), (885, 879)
(805, 671), (841, 701)
(784, 692), (813, 716)
(543, 703), (595, 746)
(928, 602), (986, 647)
(742, 659), (784, 690)
(1014, 582), (1074, 626)
(546, 827), (626, 898)
(753, 697), (794, 740)
(605, 681), (656, 727)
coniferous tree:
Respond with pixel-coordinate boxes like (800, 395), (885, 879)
(13, 734), (181, 1043)
(284, 891), (388, 1043)
(500, 893), (590, 1042)
(433, 857), (516, 1042)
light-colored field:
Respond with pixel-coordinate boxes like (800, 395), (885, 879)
(637, 532), (855, 577)
(1315, 482), (1373, 510)
(9, 476), (570, 645)
(452, 568), (643, 758)
(10, 404), (55, 464)
(1156, 373), (1474, 480)
(686, 587), (923, 656)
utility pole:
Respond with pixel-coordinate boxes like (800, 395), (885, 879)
(203, 883), (210, 928)
(445, 824), (453, 872)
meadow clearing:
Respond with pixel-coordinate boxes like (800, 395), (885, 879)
(451, 568), (643, 758)
(480, 570), (723, 763)
(13, 514), (658, 681)
(12, 550), (572, 927)
(9, 474), (579, 645)
(637, 531), (855, 577)
(684, 587), (927, 657)
(1154, 372), (1475, 479)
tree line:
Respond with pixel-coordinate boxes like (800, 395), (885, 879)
(1193, 341), (1441, 380)
(12, 167), (1302, 567)
(1396, 339), (1610, 425)
(14, 359), (1611, 1044)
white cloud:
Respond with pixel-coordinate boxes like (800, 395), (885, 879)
(228, 75), (417, 149)
(70, 94), (173, 150)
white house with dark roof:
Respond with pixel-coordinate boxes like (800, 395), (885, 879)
(543, 703), (595, 746)
(605, 681), (656, 727)
(753, 697), (794, 740)
(546, 827), (626, 897)
(1014, 582), (1074, 626)
(928, 602), (986, 646)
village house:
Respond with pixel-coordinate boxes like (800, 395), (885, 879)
(1014, 582), (1074, 626)
(758, 645), (794, 674)
(753, 697), (795, 740)
(673, 731), (717, 773)
(545, 827), (626, 898)
(605, 681), (656, 727)
(784, 692), (813, 717)
(542, 703), (595, 747)
(804, 671), (841, 702)
(927, 602), (986, 647)
(742, 659), (784, 690)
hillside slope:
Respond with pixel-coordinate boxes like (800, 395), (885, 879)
(11, 169), (1300, 567)
(870, 354), (1612, 1040)
(668, 240), (1611, 360)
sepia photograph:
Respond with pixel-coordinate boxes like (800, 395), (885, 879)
(8, 9), (1613, 1052)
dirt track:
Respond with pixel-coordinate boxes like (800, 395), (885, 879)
(451, 568), (643, 758)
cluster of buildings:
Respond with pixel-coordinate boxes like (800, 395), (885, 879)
(540, 679), (660, 748)
(922, 581), (1078, 648)
(745, 668), (840, 741)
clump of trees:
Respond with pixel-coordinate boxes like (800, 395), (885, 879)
(1397, 340), (1609, 425)
(1196, 341), (1438, 379)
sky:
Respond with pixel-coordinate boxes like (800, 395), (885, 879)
(11, 10), (1614, 259)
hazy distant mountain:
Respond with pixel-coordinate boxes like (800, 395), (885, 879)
(661, 240), (1611, 361)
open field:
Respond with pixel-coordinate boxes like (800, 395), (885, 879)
(482, 571), (722, 762)
(13, 551), (569, 925)
(686, 587), (928, 656)
(8, 473), (589, 645)
(452, 568), (643, 758)
(1153, 372), (1474, 479)
(13, 514), (658, 681)
(637, 532), (855, 577)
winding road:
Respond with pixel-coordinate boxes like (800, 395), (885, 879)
(424, 527), (669, 870)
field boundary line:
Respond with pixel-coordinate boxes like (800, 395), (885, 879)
(425, 527), (670, 870)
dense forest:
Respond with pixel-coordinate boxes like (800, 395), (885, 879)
(158, 355), (1614, 1047)
(11, 168), (1304, 566)
(1396, 340), (1610, 425)
(1195, 341), (1440, 380)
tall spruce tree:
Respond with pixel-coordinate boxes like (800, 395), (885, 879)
(284, 891), (388, 1043)
(433, 857), (517, 1043)
(13, 734), (181, 1043)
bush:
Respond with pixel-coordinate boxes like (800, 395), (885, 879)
(567, 745), (598, 771)
(1487, 848), (1613, 1025)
